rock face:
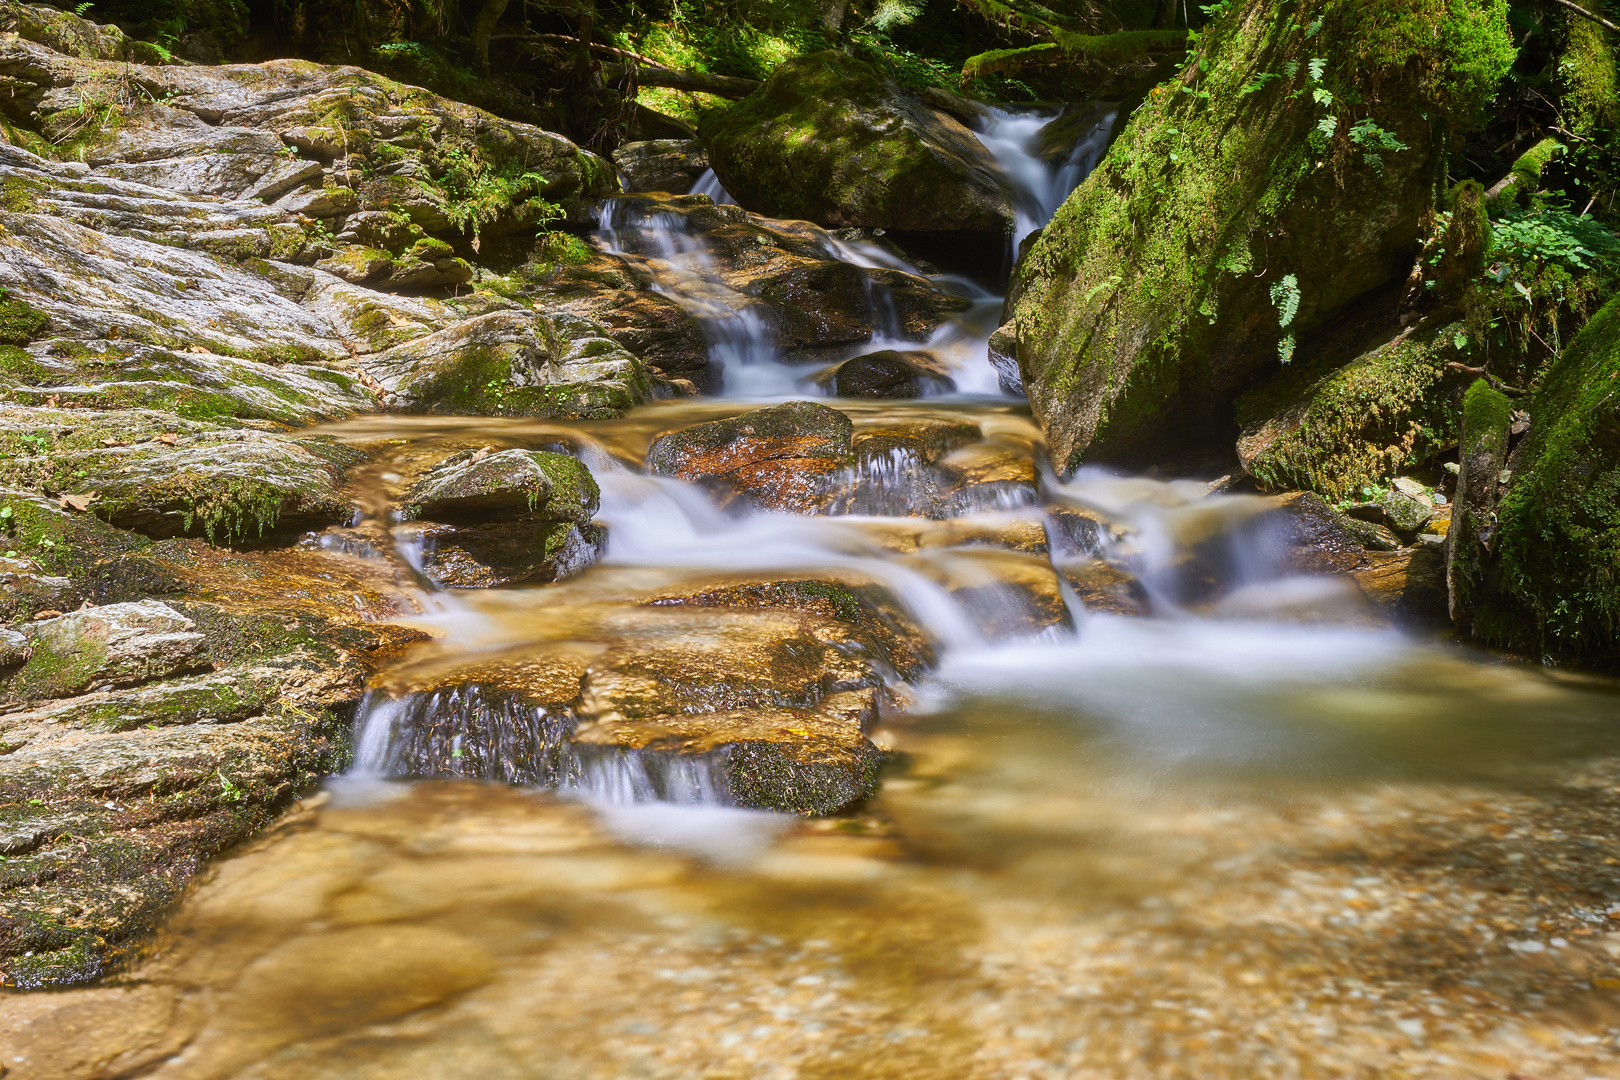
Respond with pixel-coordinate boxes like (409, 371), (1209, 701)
(1454, 297), (1620, 660)
(1446, 380), (1513, 636)
(646, 401), (855, 513)
(0, 17), (647, 424)
(1000, 0), (1514, 470)
(700, 50), (1016, 235)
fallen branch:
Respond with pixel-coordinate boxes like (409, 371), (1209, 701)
(1547, 0), (1620, 34)
(1446, 362), (1526, 394)
(598, 62), (761, 99)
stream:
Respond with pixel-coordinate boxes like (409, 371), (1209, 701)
(9, 107), (1620, 1080)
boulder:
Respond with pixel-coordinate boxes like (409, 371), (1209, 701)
(404, 448), (599, 524)
(700, 50), (1016, 235)
(828, 349), (955, 399)
(646, 400), (855, 513)
(1455, 296), (1620, 660)
(1001, 0), (1514, 470)
(1237, 317), (1469, 502)
(612, 139), (710, 194)
(0, 407), (363, 542)
(365, 311), (652, 419)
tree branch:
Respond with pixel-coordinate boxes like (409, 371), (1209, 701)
(599, 62), (761, 99)
(1445, 362), (1526, 394)
(1547, 0), (1620, 34)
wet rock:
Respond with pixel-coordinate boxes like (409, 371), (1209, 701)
(367, 601), (898, 815)
(1266, 492), (1373, 576)
(3, 601), (207, 702)
(648, 400), (855, 513)
(598, 194), (971, 351)
(701, 50), (1016, 235)
(404, 448), (599, 525)
(613, 139), (710, 194)
(905, 548), (1072, 639)
(829, 349), (955, 399)
(407, 519), (600, 589)
(1339, 516), (1403, 552)
(1352, 547), (1450, 627)
(1060, 558), (1151, 617)
(934, 437), (1040, 514)
(643, 574), (935, 678)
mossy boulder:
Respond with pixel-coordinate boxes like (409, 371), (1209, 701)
(700, 50), (1016, 235)
(1237, 318), (1470, 501)
(1002, 0), (1515, 471)
(367, 311), (652, 419)
(404, 448), (600, 525)
(0, 408), (363, 544)
(1466, 296), (1620, 660)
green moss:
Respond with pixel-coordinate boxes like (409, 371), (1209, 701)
(1493, 137), (1564, 208)
(0, 344), (48, 382)
(1237, 322), (1468, 501)
(961, 30), (1187, 79)
(0, 291), (47, 346)
(1561, 2), (1619, 138)
(0, 494), (151, 579)
(1436, 180), (1490, 296)
(0, 176), (44, 213)
(1480, 295), (1620, 660)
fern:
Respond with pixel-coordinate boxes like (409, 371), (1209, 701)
(73, 1), (93, 15)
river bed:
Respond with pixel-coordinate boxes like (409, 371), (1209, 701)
(4, 105), (1620, 1080)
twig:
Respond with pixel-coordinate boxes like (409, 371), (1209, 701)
(1445, 361), (1526, 394)
(1550, 124), (1620, 161)
(1547, 0), (1620, 34)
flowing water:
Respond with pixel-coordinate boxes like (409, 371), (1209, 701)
(8, 108), (1620, 1080)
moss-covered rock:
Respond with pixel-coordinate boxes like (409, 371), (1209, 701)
(1237, 318), (1469, 501)
(700, 50), (1016, 234)
(404, 448), (600, 525)
(1003, 0), (1515, 471)
(1468, 296), (1620, 660)
(0, 407), (363, 544)
(367, 310), (652, 419)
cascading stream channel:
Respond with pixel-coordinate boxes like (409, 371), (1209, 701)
(350, 102), (1400, 818)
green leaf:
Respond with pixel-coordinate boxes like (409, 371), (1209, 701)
(1308, 56), (1327, 82)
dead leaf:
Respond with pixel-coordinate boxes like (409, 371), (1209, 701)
(44, 394), (60, 407)
(100, 436), (123, 447)
(470, 445), (494, 464)
(60, 491), (99, 512)
(155, 432), (178, 445)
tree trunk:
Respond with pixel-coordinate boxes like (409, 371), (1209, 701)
(470, 0), (509, 62)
